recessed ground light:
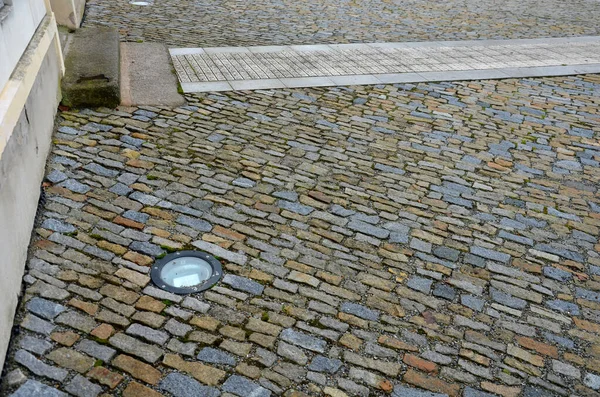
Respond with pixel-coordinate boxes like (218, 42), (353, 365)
(129, 1), (150, 5)
(151, 251), (222, 294)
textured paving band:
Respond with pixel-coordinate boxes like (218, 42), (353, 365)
(170, 36), (600, 92)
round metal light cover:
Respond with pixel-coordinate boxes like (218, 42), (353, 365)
(151, 250), (222, 294)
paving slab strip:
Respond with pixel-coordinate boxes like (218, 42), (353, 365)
(170, 36), (600, 92)
(120, 42), (186, 107)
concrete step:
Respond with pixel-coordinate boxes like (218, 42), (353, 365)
(61, 26), (120, 108)
(120, 42), (185, 107)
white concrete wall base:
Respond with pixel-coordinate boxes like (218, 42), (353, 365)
(0, 20), (62, 371)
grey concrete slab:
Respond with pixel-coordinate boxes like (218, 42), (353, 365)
(169, 48), (205, 56)
(181, 81), (233, 92)
(61, 27), (120, 108)
(419, 69), (511, 81)
(329, 75), (383, 85)
(248, 45), (292, 53)
(290, 44), (333, 52)
(280, 76), (336, 88)
(328, 43), (372, 50)
(229, 78), (286, 90)
(374, 73), (428, 83)
(497, 64), (600, 78)
(121, 42), (186, 107)
(204, 47), (250, 53)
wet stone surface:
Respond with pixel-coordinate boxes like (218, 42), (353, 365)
(1, 75), (600, 397)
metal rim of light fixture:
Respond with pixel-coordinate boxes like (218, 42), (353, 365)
(150, 250), (223, 295)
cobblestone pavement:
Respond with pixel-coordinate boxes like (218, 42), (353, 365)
(83, 0), (600, 47)
(2, 74), (600, 397)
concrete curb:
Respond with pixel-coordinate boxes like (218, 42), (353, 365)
(61, 27), (120, 108)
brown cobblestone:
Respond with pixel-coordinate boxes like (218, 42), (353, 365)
(122, 382), (164, 397)
(87, 366), (124, 389)
(163, 354), (226, 386)
(51, 332), (80, 347)
(404, 354), (438, 374)
(403, 369), (460, 397)
(112, 354), (162, 385)
(68, 298), (99, 316)
(135, 296), (166, 313)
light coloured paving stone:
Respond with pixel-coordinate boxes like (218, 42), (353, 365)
(229, 79), (286, 91)
(497, 65), (600, 77)
(328, 75), (383, 85)
(204, 46), (251, 53)
(375, 73), (429, 84)
(170, 37), (600, 92)
(419, 69), (511, 81)
(248, 45), (292, 53)
(280, 76), (337, 88)
(169, 47), (206, 56)
(290, 44), (333, 51)
(181, 81), (233, 93)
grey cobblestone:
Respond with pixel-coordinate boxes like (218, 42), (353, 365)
(280, 328), (327, 353)
(222, 375), (271, 397)
(197, 347), (237, 365)
(26, 298), (65, 320)
(308, 355), (343, 373)
(340, 302), (379, 321)
(393, 386), (448, 396)
(19, 336), (52, 355)
(10, 380), (66, 397)
(75, 340), (116, 362)
(222, 274), (264, 295)
(160, 373), (220, 397)
(108, 333), (163, 363)
(65, 375), (102, 397)
(14, 350), (68, 381)
(40, 219), (76, 234)
(126, 323), (170, 344)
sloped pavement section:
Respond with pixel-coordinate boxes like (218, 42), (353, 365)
(170, 37), (600, 92)
(1, 75), (600, 397)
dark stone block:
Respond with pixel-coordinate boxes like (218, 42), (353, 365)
(61, 27), (120, 108)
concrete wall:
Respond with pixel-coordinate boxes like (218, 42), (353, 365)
(0, 0), (47, 89)
(50, 0), (85, 29)
(0, 11), (62, 370)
